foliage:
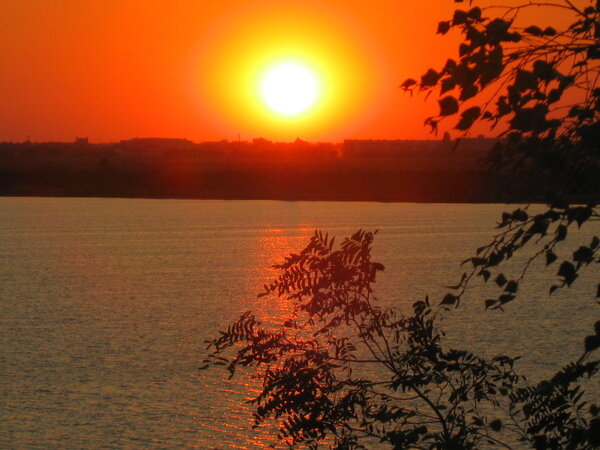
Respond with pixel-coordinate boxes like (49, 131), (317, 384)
(402, 0), (600, 377)
(204, 1), (600, 448)
(401, 0), (600, 202)
(205, 231), (520, 448)
(203, 231), (600, 448)
(400, 1), (600, 448)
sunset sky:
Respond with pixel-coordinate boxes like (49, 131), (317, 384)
(0, 1), (567, 143)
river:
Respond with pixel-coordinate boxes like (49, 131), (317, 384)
(0, 197), (597, 447)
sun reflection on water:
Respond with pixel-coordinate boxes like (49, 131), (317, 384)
(208, 225), (318, 447)
(246, 226), (317, 323)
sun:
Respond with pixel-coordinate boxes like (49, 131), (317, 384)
(260, 62), (320, 116)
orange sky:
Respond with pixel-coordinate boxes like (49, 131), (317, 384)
(0, 1), (570, 143)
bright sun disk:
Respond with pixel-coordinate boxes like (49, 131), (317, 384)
(260, 62), (319, 116)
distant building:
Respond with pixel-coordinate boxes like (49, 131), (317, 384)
(342, 136), (501, 159)
(343, 139), (441, 158)
(75, 137), (89, 145)
(252, 137), (273, 146)
(117, 138), (196, 152)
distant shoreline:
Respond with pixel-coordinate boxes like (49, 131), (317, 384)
(0, 192), (577, 206)
(0, 138), (595, 204)
(0, 192), (500, 204)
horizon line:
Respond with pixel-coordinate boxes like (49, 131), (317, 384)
(2, 134), (497, 145)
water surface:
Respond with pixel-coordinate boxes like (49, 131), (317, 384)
(0, 197), (597, 447)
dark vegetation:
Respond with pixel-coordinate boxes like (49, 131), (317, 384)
(205, 230), (599, 448)
(204, 1), (600, 448)
(0, 136), (554, 203)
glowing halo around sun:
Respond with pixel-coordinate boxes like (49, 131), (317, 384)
(260, 62), (320, 116)
(192, 6), (383, 140)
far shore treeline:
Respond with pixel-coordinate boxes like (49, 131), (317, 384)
(0, 136), (594, 203)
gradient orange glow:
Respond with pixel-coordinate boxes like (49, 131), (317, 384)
(189, 1), (389, 142)
(0, 1), (571, 142)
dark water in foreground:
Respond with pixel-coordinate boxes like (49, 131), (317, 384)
(0, 197), (597, 448)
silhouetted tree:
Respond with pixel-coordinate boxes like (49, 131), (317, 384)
(204, 231), (599, 448)
(402, 1), (600, 448)
(204, 231), (525, 448)
(402, 0), (600, 305)
(205, 1), (600, 448)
